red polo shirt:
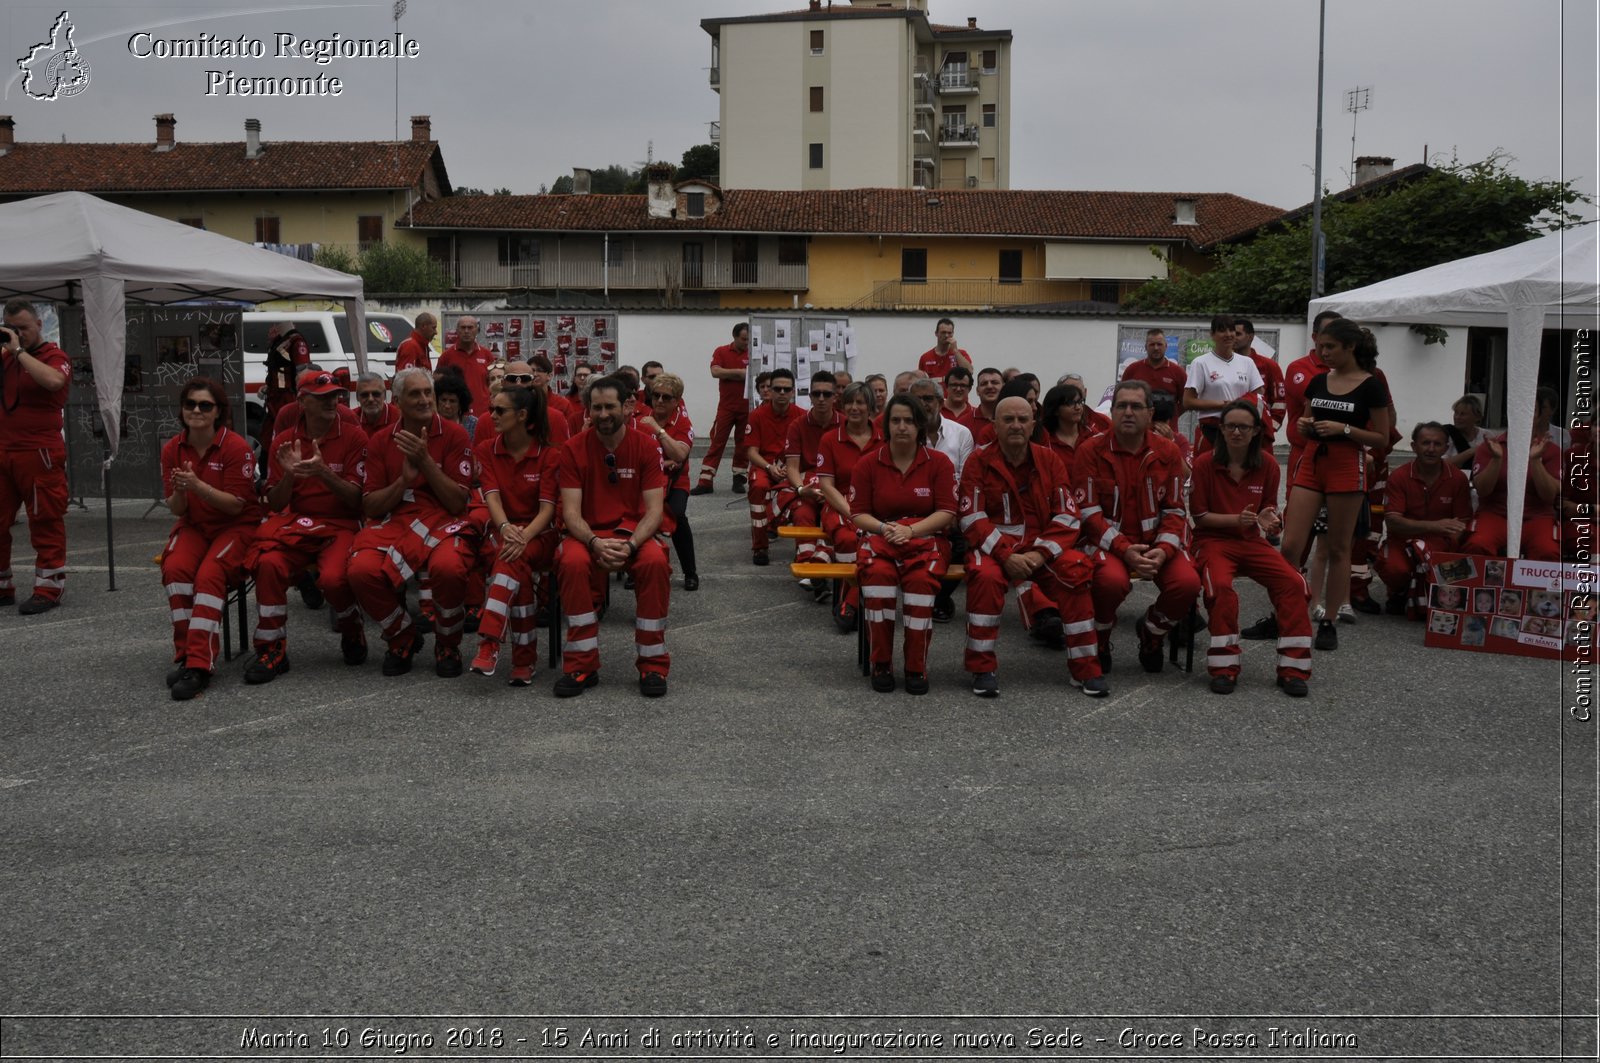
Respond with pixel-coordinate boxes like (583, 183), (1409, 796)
(711, 342), (751, 405)
(476, 435), (559, 523)
(271, 399), (361, 438)
(437, 344), (495, 416)
(653, 406), (695, 488)
(393, 330), (433, 374)
(1473, 434), (1562, 518)
(1189, 453), (1280, 544)
(0, 341), (70, 449)
(363, 414), (474, 524)
(1121, 357), (1189, 430)
(356, 403), (402, 440)
(161, 427), (262, 538)
(746, 401), (805, 464)
(784, 408), (844, 468)
(1385, 460), (1472, 526)
(849, 444), (958, 524)
(917, 346), (970, 380)
(817, 422), (884, 492)
(264, 416), (366, 523)
(558, 426), (667, 532)
(1282, 350), (1331, 450)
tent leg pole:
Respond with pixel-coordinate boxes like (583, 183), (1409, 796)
(104, 466), (116, 593)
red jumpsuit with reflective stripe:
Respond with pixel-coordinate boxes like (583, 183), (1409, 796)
(0, 340), (71, 604)
(959, 443), (1100, 681)
(475, 434), (560, 668)
(783, 409), (843, 562)
(697, 342), (751, 484)
(1375, 460), (1471, 612)
(744, 401), (804, 552)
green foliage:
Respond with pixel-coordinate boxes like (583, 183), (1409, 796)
(317, 242), (451, 294)
(675, 143), (720, 183)
(1127, 155), (1590, 316)
(454, 186), (513, 196)
(545, 145), (719, 194)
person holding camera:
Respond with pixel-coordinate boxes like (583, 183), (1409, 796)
(0, 300), (72, 615)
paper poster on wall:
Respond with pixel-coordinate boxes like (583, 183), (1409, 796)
(808, 330), (823, 352)
(751, 325), (764, 349)
(532, 319), (546, 339)
(774, 321), (791, 353)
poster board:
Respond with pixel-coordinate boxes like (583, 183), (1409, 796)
(747, 314), (853, 409)
(1422, 551), (1597, 662)
(60, 306), (246, 503)
(443, 312), (620, 389)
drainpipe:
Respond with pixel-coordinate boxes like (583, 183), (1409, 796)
(604, 232), (610, 301)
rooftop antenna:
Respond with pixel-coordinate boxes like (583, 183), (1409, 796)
(1345, 85), (1371, 185)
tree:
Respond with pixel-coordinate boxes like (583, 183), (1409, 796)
(675, 143), (719, 183)
(1126, 155), (1589, 318)
(454, 186), (513, 196)
(315, 242), (451, 294)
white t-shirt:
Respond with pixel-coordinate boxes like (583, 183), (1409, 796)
(928, 416), (974, 488)
(1185, 351), (1264, 420)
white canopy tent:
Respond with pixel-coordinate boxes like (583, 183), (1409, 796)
(0, 191), (367, 590)
(0, 190), (367, 463)
(1310, 225), (1599, 557)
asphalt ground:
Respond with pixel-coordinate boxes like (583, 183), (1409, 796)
(1, 478), (1596, 1061)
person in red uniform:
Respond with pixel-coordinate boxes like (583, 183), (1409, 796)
(917, 317), (972, 380)
(1190, 400), (1312, 697)
(1376, 421), (1472, 617)
(942, 365), (977, 428)
(351, 371), (400, 438)
(1120, 329), (1189, 433)
(347, 367), (475, 678)
(743, 367), (805, 566)
(1463, 424), (1563, 561)
(782, 370), (844, 567)
(436, 316), (495, 417)
(817, 381), (884, 632)
(260, 324), (312, 439)
(1278, 318), (1393, 652)
(393, 312), (437, 374)
(969, 367), (1003, 439)
(692, 322), (752, 495)
(469, 385), (560, 686)
(1059, 374), (1112, 437)
(552, 375), (671, 698)
(0, 300), (71, 613)
(269, 364), (362, 437)
(849, 394), (958, 695)
(1073, 379), (1200, 674)
(245, 370), (368, 684)
(961, 396), (1106, 699)
(160, 378), (261, 700)
(1023, 383), (1104, 646)
(638, 372), (699, 592)
(1235, 318), (1286, 431)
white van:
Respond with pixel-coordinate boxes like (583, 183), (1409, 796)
(241, 310), (421, 440)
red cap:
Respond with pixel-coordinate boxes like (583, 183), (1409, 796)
(296, 369), (343, 396)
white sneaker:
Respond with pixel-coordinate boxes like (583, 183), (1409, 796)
(1311, 604), (1327, 622)
(1337, 603), (1357, 624)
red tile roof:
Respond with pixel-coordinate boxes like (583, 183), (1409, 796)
(0, 139), (447, 195)
(400, 188), (1284, 246)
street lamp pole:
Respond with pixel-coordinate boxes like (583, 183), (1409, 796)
(1310, 0), (1327, 300)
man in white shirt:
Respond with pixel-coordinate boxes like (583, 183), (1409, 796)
(1183, 313), (1264, 451)
(911, 378), (974, 623)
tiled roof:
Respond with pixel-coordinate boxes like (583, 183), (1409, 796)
(0, 139), (447, 195)
(400, 188), (1284, 246)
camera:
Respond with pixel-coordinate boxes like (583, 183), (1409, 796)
(0, 326), (15, 347)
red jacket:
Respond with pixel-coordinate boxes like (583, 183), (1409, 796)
(959, 442), (1084, 564)
(1072, 430), (1188, 559)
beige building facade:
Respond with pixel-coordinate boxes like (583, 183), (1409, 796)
(704, 0), (1011, 191)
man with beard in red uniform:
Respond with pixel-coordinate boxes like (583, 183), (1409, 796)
(692, 322), (752, 495)
(744, 367), (805, 567)
(783, 370), (843, 567)
(1073, 379), (1200, 674)
(961, 396), (1106, 699)
(1376, 422), (1471, 616)
(1119, 328), (1188, 433)
(0, 301), (71, 613)
(917, 317), (972, 379)
(347, 367), (475, 678)
(437, 316), (494, 416)
(552, 375), (671, 698)
(246, 370), (369, 682)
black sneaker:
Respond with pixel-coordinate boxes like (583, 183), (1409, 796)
(683, 574), (700, 592)
(1071, 675), (1110, 698)
(0, 592), (13, 608)
(639, 673), (668, 698)
(871, 667), (896, 693)
(1097, 631), (1113, 674)
(341, 632), (368, 666)
(412, 610), (434, 636)
(751, 551), (769, 567)
(1350, 595), (1382, 615)
(1384, 594), (1408, 616)
(732, 474), (748, 494)
(554, 670), (600, 697)
(689, 482), (714, 496)
(1210, 674), (1236, 695)
(243, 644), (290, 685)
(165, 661), (187, 688)
(932, 599), (954, 624)
(381, 633), (424, 676)
(435, 645), (463, 678)
(1030, 609), (1065, 649)
(972, 671), (999, 698)
(296, 576), (325, 610)
(1240, 614), (1279, 640)
(904, 671), (930, 695)
(18, 595), (58, 615)
(1135, 618), (1165, 674)
(170, 668), (210, 701)
(463, 605), (482, 634)
(1314, 620), (1338, 651)
(1278, 676), (1310, 697)
(834, 604), (859, 634)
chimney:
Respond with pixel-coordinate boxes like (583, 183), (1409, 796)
(967, 16), (977, 28)
(410, 115), (431, 142)
(154, 113), (176, 152)
(1354, 155), (1395, 185)
(646, 162), (677, 220)
(1173, 197), (1198, 225)
(808, 0), (820, 10)
(0, 116), (13, 156)
(244, 118), (262, 159)
(572, 167), (592, 195)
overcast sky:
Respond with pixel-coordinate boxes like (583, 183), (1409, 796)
(4, 0), (1595, 218)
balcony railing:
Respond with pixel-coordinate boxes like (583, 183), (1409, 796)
(913, 80), (935, 111)
(449, 257), (808, 292)
(938, 68), (976, 93)
(708, 120), (720, 143)
(852, 277), (1079, 310)
(708, 67), (720, 88)
(939, 122), (980, 147)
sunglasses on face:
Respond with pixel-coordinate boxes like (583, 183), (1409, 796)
(604, 452), (618, 484)
(1113, 402), (1148, 412)
(504, 374), (535, 384)
(356, 391), (384, 400)
(651, 392), (676, 403)
(770, 385), (794, 393)
(810, 390), (835, 400)
(182, 399), (217, 412)
(491, 405), (516, 416)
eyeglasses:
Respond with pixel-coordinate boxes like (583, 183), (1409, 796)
(356, 391), (385, 400)
(810, 390), (835, 400)
(504, 374), (535, 384)
(771, 385), (794, 393)
(1113, 402), (1149, 412)
(182, 399), (217, 412)
(1221, 423), (1256, 434)
(491, 405), (516, 416)
(651, 392), (676, 403)
(946, 382), (970, 389)
(604, 452), (618, 484)
(1065, 399), (1085, 407)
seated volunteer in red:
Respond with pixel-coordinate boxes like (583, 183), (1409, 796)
(816, 381), (884, 632)
(1376, 422), (1472, 617)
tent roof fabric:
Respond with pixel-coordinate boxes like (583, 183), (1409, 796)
(0, 190), (363, 304)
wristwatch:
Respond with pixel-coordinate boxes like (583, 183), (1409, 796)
(1342, 423), (1352, 436)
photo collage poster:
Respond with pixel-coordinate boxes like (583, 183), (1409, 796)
(1422, 551), (1597, 662)
(747, 315), (854, 410)
(443, 312), (619, 389)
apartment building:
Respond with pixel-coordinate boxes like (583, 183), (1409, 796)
(703, 0), (1011, 191)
